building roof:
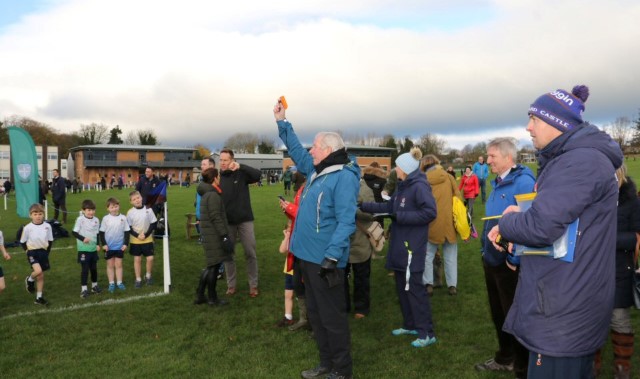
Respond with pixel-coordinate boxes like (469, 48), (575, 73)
(69, 144), (195, 152)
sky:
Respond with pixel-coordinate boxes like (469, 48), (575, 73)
(1, 0), (639, 151)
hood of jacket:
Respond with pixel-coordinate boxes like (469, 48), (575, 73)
(538, 122), (623, 175)
(362, 166), (388, 180)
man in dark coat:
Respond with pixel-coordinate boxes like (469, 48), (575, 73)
(51, 169), (67, 224)
(136, 167), (161, 213)
(218, 149), (262, 297)
(488, 85), (623, 378)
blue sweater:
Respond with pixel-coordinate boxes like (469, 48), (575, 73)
(277, 120), (360, 268)
(499, 123), (623, 357)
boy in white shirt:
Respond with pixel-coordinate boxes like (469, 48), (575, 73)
(126, 191), (157, 288)
(72, 199), (102, 298)
(100, 197), (130, 293)
(22, 203), (54, 305)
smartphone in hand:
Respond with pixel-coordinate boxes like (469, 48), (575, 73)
(278, 195), (286, 201)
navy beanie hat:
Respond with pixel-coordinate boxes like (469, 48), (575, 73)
(528, 85), (590, 132)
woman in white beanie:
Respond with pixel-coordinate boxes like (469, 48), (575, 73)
(361, 147), (438, 348)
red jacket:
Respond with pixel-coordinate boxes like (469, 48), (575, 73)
(459, 174), (479, 199)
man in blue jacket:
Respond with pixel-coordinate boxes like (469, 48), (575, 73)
(488, 85), (623, 378)
(472, 156), (489, 203)
(274, 99), (359, 379)
(477, 137), (535, 379)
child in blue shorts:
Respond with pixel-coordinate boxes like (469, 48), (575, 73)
(21, 203), (54, 305)
(0, 230), (12, 293)
(99, 197), (130, 293)
(72, 199), (102, 298)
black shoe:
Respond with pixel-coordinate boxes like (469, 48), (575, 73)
(34, 297), (49, 306)
(301, 365), (331, 379)
(193, 296), (207, 305)
(326, 371), (352, 379)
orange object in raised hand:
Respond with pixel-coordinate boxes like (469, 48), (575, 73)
(279, 96), (288, 110)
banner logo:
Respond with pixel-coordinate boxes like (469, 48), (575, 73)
(18, 163), (32, 183)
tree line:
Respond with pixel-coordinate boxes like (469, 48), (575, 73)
(0, 116), (160, 158)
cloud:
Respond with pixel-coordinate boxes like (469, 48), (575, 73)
(0, 0), (639, 150)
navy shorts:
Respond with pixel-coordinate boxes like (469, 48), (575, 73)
(78, 251), (99, 264)
(104, 249), (125, 260)
(27, 249), (50, 271)
(0, 266), (4, 277)
(284, 273), (294, 290)
(129, 243), (154, 257)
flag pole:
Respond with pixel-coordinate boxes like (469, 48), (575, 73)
(163, 201), (171, 293)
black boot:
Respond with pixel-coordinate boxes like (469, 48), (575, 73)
(194, 268), (209, 305)
(207, 265), (228, 306)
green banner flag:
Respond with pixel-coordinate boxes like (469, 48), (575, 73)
(8, 126), (39, 218)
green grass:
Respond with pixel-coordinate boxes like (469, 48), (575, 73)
(1, 160), (640, 378)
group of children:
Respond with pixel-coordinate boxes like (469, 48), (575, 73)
(0, 190), (158, 306)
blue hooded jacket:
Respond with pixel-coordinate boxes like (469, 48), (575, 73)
(361, 169), (437, 272)
(499, 123), (623, 357)
(277, 120), (360, 268)
(481, 164), (536, 267)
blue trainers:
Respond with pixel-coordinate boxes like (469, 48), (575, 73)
(411, 336), (437, 348)
(117, 283), (126, 291)
(108, 283), (116, 293)
(392, 328), (418, 336)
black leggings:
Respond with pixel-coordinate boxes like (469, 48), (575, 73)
(81, 261), (98, 286)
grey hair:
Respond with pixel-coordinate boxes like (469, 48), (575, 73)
(487, 137), (517, 161)
(316, 132), (345, 152)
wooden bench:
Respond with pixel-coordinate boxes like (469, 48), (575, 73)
(186, 213), (199, 240)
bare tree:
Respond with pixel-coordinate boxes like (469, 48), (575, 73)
(604, 116), (632, 147)
(224, 132), (259, 153)
(417, 133), (447, 156)
(124, 130), (138, 145)
(77, 123), (109, 145)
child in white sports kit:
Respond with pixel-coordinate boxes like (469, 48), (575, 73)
(100, 197), (130, 293)
(0, 230), (12, 294)
(126, 190), (157, 288)
(72, 199), (102, 298)
(22, 203), (54, 306)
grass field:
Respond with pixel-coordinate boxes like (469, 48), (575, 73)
(1, 160), (640, 378)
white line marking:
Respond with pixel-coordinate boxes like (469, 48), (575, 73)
(0, 291), (168, 320)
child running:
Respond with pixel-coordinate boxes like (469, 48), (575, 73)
(72, 199), (102, 298)
(126, 190), (157, 288)
(22, 203), (54, 305)
(100, 197), (130, 293)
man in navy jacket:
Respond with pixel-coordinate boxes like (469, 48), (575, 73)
(488, 85), (623, 378)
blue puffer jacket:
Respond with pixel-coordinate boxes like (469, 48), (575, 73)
(361, 169), (437, 272)
(499, 123), (623, 357)
(278, 120), (360, 268)
(481, 164), (535, 267)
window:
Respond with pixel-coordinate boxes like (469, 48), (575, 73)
(37, 152), (42, 160)
(0, 151), (10, 160)
(47, 153), (58, 160)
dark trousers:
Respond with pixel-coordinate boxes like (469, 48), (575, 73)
(292, 258), (305, 298)
(479, 178), (487, 202)
(300, 259), (352, 375)
(54, 200), (67, 223)
(394, 270), (435, 340)
(344, 258), (371, 315)
(527, 352), (594, 379)
(80, 261), (98, 286)
(482, 261), (528, 377)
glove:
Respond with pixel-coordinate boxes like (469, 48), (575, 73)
(221, 235), (234, 254)
(318, 257), (340, 288)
